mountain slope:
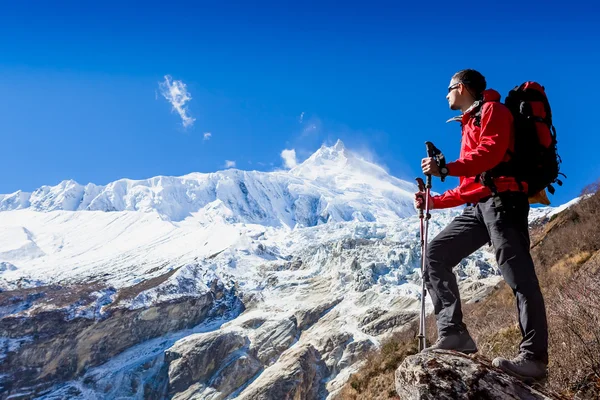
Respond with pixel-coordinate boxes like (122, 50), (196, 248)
(0, 141), (571, 400)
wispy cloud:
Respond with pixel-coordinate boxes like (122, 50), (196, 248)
(159, 75), (195, 128)
(224, 160), (236, 168)
(301, 116), (321, 138)
(281, 149), (298, 169)
(351, 143), (391, 173)
(203, 132), (212, 141)
(299, 112), (305, 123)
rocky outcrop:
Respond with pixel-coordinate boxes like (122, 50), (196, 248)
(237, 344), (327, 400)
(0, 280), (239, 397)
(395, 350), (560, 400)
(165, 330), (262, 400)
(208, 353), (263, 397)
(166, 331), (247, 395)
(163, 316), (310, 400)
(250, 317), (299, 365)
(162, 334), (328, 400)
(359, 310), (418, 336)
(294, 298), (342, 331)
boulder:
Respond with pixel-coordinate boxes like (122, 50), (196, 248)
(395, 350), (560, 400)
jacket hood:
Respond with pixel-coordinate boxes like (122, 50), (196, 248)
(481, 89), (501, 102)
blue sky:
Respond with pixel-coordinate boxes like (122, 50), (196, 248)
(1, 1), (599, 206)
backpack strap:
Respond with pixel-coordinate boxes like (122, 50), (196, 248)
(472, 101), (485, 127)
(473, 101), (523, 193)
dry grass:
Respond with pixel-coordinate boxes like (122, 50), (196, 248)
(548, 267), (600, 397)
(338, 182), (600, 400)
(112, 266), (181, 306)
(337, 326), (419, 400)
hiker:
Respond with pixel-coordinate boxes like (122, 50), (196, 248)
(414, 69), (549, 382)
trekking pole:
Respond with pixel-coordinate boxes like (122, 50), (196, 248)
(416, 142), (447, 352)
(415, 177), (427, 351)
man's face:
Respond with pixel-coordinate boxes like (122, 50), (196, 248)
(446, 78), (463, 111)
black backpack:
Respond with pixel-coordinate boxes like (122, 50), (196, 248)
(476, 82), (565, 198)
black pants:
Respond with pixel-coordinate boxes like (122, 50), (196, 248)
(424, 191), (548, 363)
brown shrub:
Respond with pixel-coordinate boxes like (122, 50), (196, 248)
(547, 267), (600, 398)
(532, 188), (600, 279)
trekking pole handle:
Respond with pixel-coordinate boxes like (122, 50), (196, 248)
(425, 141), (441, 158)
(425, 141), (448, 184)
(415, 177), (425, 192)
(415, 177), (425, 218)
(424, 142), (435, 188)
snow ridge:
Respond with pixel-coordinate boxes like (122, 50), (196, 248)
(0, 140), (416, 227)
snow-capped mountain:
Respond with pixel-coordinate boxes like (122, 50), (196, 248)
(0, 141), (568, 400)
(0, 140), (416, 227)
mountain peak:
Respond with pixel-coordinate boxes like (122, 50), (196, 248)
(294, 140), (349, 172)
(333, 139), (345, 151)
(317, 139), (345, 150)
(289, 139), (414, 195)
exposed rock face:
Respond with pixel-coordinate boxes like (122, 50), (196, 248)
(250, 317), (299, 365)
(166, 331), (248, 395)
(237, 344), (327, 400)
(165, 330), (263, 400)
(359, 310), (418, 336)
(0, 281), (237, 397)
(162, 316), (316, 400)
(294, 298), (342, 331)
(209, 353), (263, 397)
(395, 350), (559, 400)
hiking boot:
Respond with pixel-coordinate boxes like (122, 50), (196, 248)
(422, 330), (478, 354)
(492, 353), (548, 383)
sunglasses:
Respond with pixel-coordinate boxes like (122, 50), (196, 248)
(447, 83), (461, 93)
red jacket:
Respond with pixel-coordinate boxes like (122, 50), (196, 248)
(432, 89), (527, 209)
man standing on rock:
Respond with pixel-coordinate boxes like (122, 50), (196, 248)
(414, 69), (549, 382)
